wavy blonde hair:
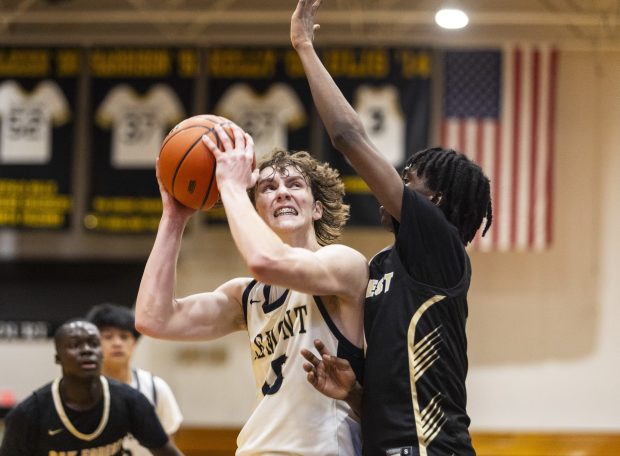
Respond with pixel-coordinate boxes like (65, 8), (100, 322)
(249, 149), (349, 246)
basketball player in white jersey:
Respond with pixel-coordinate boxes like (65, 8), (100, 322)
(135, 124), (367, 456)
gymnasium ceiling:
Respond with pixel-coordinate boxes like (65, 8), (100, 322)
(1, 0), (620, 48)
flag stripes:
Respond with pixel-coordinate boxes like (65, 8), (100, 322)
(440, 46), (558, 251)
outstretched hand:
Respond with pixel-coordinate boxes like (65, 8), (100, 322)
(301, 339), (357, 401)
(291, 0), (322, 50)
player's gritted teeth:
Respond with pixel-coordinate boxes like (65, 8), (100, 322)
(274, 207), (298, 217)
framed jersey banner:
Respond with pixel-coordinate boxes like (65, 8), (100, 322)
(85, 47), (197, 233)
(0, 48), (79, 230)
(204, 47), (313, 223)
(321, 47), (432, 225)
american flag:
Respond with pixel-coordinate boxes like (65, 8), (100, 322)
(440, 47), (559, 251)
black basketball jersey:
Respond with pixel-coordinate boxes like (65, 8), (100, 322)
(362, 187), (475, 456)
(0, 377), (168, 456)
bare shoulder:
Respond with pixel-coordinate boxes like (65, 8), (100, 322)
(316, 243), (369, 285)
(216, 276), (255, 297)
(317, 243), (368, 263)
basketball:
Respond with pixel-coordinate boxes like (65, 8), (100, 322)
(158, 114), (244, 211)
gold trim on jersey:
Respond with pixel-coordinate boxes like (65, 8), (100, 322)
(51, 375), (111, 441)
(407, 295), (447, 456)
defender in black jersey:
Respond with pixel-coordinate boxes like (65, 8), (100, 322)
(0, 320), (183, 456)
(293, 1), (492, 455)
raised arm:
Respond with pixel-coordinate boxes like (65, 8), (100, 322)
(135, 161), (247, 341)
(203, 125), (368, 303)
(291, 0), (405, 221)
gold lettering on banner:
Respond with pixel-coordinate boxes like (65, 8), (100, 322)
(0, 179), (71, 228)
(0, 49), (50, 76)
(323, 49), (389, 78)
(396, 50), (432, 78)
(86, 197), (162, 233)
(177, 49), (198, 77)
(56, 50), (80, 77)
(208, 49), (277, 78)
(342, 176), (371, 194)
(90, 49), (171, 77)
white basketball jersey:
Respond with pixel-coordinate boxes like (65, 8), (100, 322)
(96, 83), (185, 169)
(237, 280), (362, 456)
(354, 84), (405, 167)
(123, 368), (183, 456)
(0, 79), (70, 164)
(215, 83), (306, 162)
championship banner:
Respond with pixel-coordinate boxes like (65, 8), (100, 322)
(85, 48), (197, 233)
(204, 47), (313, 223)
(321, 47), (432, 226)
(0, 48), (79, 230)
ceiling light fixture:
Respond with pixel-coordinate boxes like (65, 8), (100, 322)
(435, 8), (469, 29)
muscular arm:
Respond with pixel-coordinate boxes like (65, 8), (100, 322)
(291, 0), (405, 221)
(135, 162), (247, 341)
(207, 125), (369, 304)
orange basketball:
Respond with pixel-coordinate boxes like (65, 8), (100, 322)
(158, 114), (243, 211)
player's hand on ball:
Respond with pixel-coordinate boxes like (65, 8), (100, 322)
(155, 158), (196, 220)
(204, 124), (257, 190)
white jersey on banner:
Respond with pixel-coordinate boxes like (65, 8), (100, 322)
(354, 84), (405, 167)
(215, 83), (306, 162)
(96, 84), (185, 169)
(237, 281), (361, 456)
(0, 80), (70, 165)
(122, 368), (183, 456)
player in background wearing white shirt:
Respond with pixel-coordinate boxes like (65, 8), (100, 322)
(135, 124), (367, 456)
(86, 303), (183, 456)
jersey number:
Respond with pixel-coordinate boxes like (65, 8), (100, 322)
(261, 354), (287, 395)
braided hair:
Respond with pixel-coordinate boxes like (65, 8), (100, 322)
(404, 147), (492, 245)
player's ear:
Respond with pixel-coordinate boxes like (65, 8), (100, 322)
(312, 200), (323, 221)
(54, 353), (60, 365)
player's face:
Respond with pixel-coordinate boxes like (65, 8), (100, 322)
(254, 165), (322, 236)
(378, 166), (434, 233)
(99, 327), (137, 369)
(402, 166), (433, 197)
(55, 322), (103, 379)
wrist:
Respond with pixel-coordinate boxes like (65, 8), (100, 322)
(294, 40), (315, 52)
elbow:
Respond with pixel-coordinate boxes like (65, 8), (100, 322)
(134, 317), (156, 338)
(247, 253), (280, 284)
(330, 120), (367, 154)
(134, 307), (164, 338)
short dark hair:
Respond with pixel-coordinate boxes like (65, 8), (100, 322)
(404, 147), (493, 245)
(85, 303), (141, 340)
(54, 319), (99, 351)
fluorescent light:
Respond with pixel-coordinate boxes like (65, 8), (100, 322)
(435, 8), (469, 29)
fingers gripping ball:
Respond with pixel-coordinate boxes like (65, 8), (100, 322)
(158, 115), (243, 211)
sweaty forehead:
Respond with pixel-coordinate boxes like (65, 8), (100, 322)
(61, 322), (99, 339)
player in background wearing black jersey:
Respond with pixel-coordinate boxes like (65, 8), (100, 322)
(292, 1), (492, 455)
(0, 320), (183, 456)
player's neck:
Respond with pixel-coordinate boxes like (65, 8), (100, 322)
(279, 226), (321, 251)
(102, 364), (132, 385)
(59, 375), (103, 410)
